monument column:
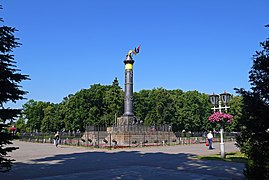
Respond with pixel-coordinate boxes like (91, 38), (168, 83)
(123, 55), (134, 116)
(117, 46), (140, 126)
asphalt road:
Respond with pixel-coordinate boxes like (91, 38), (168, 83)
(1, 140), (245, 179)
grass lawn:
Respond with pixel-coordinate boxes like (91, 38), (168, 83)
(198, 151), (247, 163)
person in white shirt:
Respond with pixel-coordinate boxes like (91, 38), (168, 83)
(54, 131), (60, 147)
(207, 131), (214, 150)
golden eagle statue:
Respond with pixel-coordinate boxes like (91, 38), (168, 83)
(127, 45), (141, 57)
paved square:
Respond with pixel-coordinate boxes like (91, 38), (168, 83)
(2, 140), (244, 179)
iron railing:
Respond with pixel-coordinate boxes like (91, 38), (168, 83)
(18, 126), (239, 149)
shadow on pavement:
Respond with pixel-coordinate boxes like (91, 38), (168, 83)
(1, 150), (244, 179)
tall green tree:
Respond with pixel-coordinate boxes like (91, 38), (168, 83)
(141, 88), (176, 125)
(226, 95), (243, 132)
(50, 79), (123, 131)
(177, 91), (212, 132)
(170, 89), (184, 131)
(102, 78), (124, 126)
(14, 115), (26, 132)
(41, 103), (58, 132)
(0, 5), (29, 171)
(23, 100), (48, 132)
(235, 25), (269, 179)
(134, 89), (151, 123)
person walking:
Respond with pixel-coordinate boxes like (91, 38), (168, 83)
(207, 131), (214, 150)
(54, 131), (60, 147)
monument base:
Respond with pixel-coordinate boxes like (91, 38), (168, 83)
(82, 124), (177, 146)
(116, 115), (137, 126)
(108, 130), (175, 145)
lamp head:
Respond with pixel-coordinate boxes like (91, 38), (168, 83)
(209, 93), (219, 107)
(220, 91), (232, 105)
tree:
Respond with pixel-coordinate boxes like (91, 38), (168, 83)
(0, 5), (29, 171)
(226, 96), (243, 132)
(41, 104), (58, 132)
(102, 78), (124, 126)
(141, 88), (176, 125)
(14, 115), (26, 132)
(134, 89), (151, 123)
(174, 91), (212, 132)
(23, 100), (47, 132)
(235, 25), (269, 179)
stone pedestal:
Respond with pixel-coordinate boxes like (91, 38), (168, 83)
(116, 116), (137, 126)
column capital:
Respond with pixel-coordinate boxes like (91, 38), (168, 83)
(124, 55), (134, 65)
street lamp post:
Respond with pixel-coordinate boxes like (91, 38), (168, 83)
(209, 92), (231, 158)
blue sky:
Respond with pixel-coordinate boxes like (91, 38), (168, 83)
(1, 0), (269, 108)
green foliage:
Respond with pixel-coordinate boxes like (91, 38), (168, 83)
(0, 124), (19, 172)
(177, 91), (212, 131)
(0, 17), (29, 122)
(24, 78), (124, 132)
(23, 100), (49, 132)
(22, 81), (242, 133)
(133, 89), (151, 123)
(0, 5), (28, 171)
(235, 26), (269, 179)
(42, 104), (58, 132)
(139, 88), (176, 125)
(14, 115), (26, 132)
(226, 96), (243, 131)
